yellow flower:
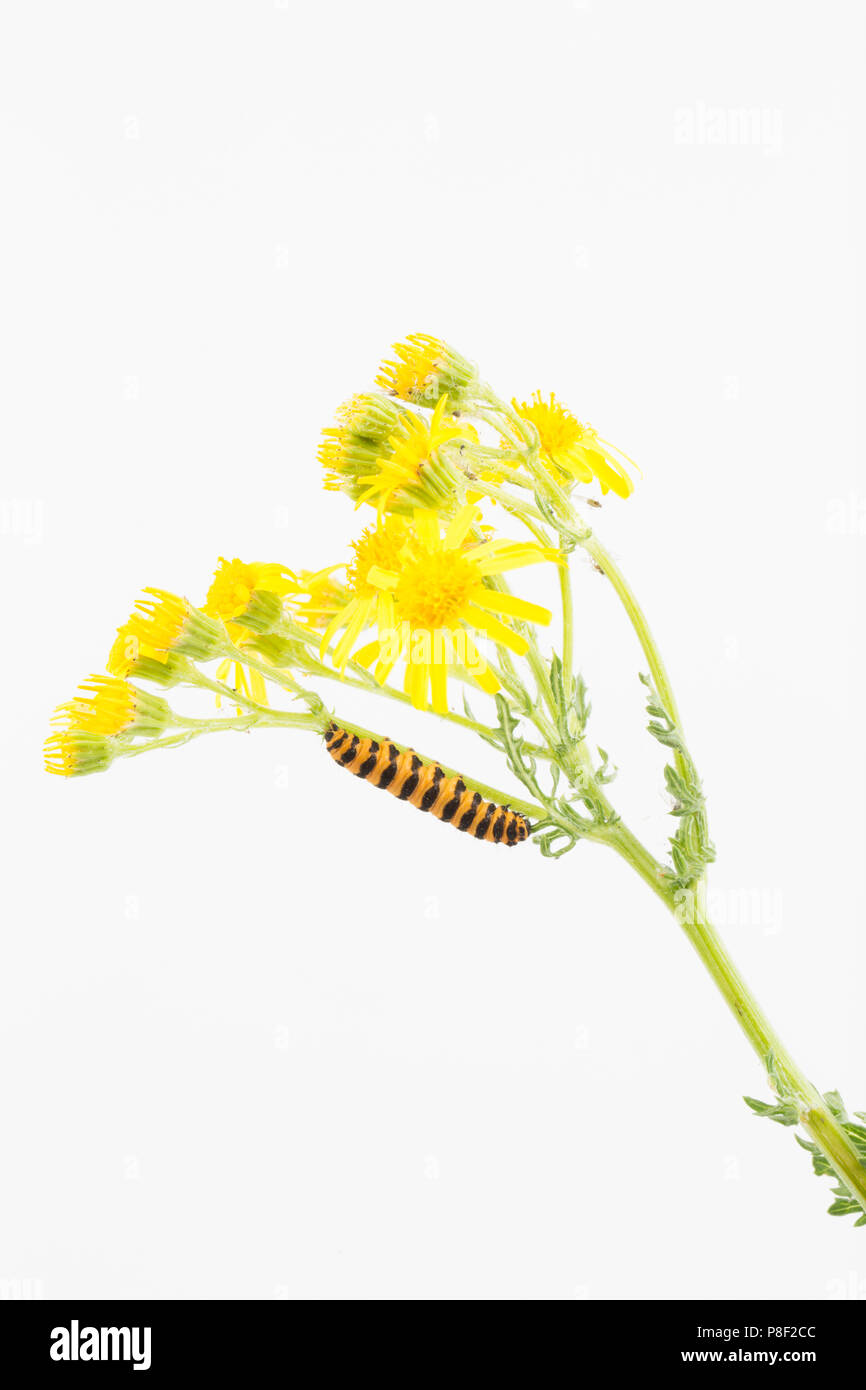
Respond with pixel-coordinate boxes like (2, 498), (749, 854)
(51, 675), (172, 740)
(336, 391), (413, 443)
(318, 516), (410, 671)
(320, 431), (383, 496)
(377, 333), (478, 407)
(108, 627), (185, 687)
(319, 393), (412, 497)
(44, 730), (116, 778)
(126, 589), (223, 661)
(354, 505), (556, 713)
(204, 558), (296, 638)
(511, 392), (637, 499)
(320, 391), (475, 516)
(203, 559), (296, 708)
(357, 396), (477, 517)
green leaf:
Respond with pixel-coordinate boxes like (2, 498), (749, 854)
(744, 1095), (799, 1126)
(641, 671), (715, 889)
(746, 1087), (866, 1226)
(823, 1090), (848, 1121)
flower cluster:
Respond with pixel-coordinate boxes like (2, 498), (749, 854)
(45, 332), (637, 776)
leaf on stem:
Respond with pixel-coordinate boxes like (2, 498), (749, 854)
(746, 1075), (866, 1227)
(639, 672), (715, 889)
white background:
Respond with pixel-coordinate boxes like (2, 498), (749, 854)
(1, 0), (864, 1300)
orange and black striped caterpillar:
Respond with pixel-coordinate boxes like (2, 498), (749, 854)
(324, 723), (531, 847)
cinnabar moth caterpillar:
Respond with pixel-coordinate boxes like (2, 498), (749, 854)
(324, 723), (530, 846)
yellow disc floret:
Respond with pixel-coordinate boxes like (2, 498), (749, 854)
(346, 517), (410, 597)
(394, 548), (477, 630)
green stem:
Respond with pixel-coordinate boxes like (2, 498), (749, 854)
(607, 832), (866, 1215)
(117, 709), (317, 759)
(582, 533), (683, 730)
(462, 478), (552, 532)
(220, 631), (556, 764)
(590, 526), (864, 1210)
(559, 562), (574, 699)
(681, 888), (866, 1214)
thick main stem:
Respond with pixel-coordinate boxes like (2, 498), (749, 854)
(608, 831), (866, 1214)
(682, 889), (866, 1213)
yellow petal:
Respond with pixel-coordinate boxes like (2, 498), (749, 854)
(249, 667), (269, 705)
(413, 509), (441, 552)
(332, 598), (372, 670)
(464, 604), (529, 656)
(376, 589), (395, 636)
(475, 546), (557, 576)
(430, 657), (448, 714)
(319, 598), (358, 660)
(430, 395), (449, 430)
(471, 589), (552, 626)
(583, 447), (633, 499)
(375, 648), (400, 685)
(353, 640), (380, 669)
(554, 451), (593, 484)
(597, 435), (642, 477)
(462, 634), (500, 694)
(366, 565), (399, 592)
(374, 626), (404, 684)
(444, 504), (481, 550)
(406, 657), (429, 709)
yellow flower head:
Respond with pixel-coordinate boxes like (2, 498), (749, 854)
(203, 558), (299, 709)
(377, 333), (478, 407)
(51, 675), (171, 738)
(44, 730), (116, 778)
(511, 392), (637, 499)
(346, 505), (556, 713)
(356, 396), (477, 517)
(204, 558), (296, 639)
(125, 588), (223, 661)
(336, 392), (413, 443)
(107, 626), (186, 687)
(318, 515), (411, 671)
(319, 393), (413, 498)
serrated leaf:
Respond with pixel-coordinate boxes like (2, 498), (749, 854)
(824, 1090), (848, 1120)
(747, 1088), (866, 1227)
(744, 1095), (799, 1126)
(829, 1199), (863, 1216)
